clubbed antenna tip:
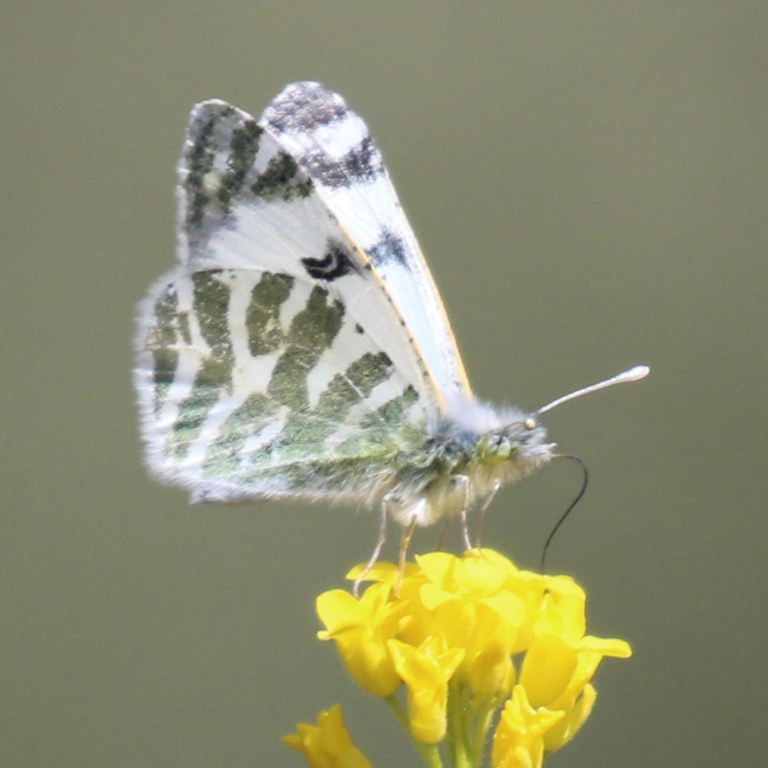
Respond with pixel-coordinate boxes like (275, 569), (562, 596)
(535, 365), (650, 417)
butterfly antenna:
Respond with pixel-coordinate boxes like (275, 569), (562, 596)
(535, 365), (649, 417)
(540, 454), (588, 573)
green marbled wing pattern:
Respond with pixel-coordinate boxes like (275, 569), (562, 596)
(136, 265), (427, 503)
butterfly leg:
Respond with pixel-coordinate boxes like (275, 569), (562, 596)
(435, 516), (456, 551)
(396, 515), (419, 593)
(353, 497), (390, 597)
(451, 474), (472, 551)
(473, 480), (501, 549)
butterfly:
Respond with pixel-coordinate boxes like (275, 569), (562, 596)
(134, 81), (647, 552)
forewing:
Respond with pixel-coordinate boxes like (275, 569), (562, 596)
(175, 98), (432, 402)
(261, 82), (472, 407)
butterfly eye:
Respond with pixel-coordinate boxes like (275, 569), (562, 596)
(524, 417), (537, 430)
(489, 434), (512, 461)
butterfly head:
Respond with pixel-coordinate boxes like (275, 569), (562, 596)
(476, 415), (553, 468)
(478, 366), (651, 467)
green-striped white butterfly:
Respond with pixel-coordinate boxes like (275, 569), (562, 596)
(135, 82), (647, 550)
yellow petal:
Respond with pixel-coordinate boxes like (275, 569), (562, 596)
(492, 686), (564, 768)
(316, 590), (366, 637)
(388, 638), (465, 743)
(283, 704), (374, 768)
(543, 684), (597, 752)
(414, 551), (457, 588)
(316, 584), (402, 697)
(519, 635), (578, 708)
(468, 636), (516, 698)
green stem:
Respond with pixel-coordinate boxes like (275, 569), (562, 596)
(447, 681), (501, 768)
(385, 695), (445, 768)
(447, 683), (472, 768)
(467, 701), (497, 767)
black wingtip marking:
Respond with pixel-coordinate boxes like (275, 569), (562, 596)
(301, 136), (384, 189)
(267, 82), (348, 133)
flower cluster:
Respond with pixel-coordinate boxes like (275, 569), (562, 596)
(285, 549), (631, 768)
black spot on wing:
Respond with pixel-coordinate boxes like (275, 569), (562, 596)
(266, 83), (348, 133)
(302, 239), (358, 281)
(369, 228), (408, 267)
(301, 136), (384, 189)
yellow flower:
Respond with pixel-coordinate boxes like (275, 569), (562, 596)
(492, 685), (564, 768)
(388, 636), (465, 743)
(310, 549), (631, 767)
(283, 704), (373, 768)
(316, 582), (404, 697)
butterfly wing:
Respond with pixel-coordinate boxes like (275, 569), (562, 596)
(262, 82), (473, 407)
(135, 99), (436, 502)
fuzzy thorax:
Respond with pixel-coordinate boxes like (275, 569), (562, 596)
(387, 400), (555, 526)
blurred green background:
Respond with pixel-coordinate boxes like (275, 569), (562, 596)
(3, 2), (767, 766)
